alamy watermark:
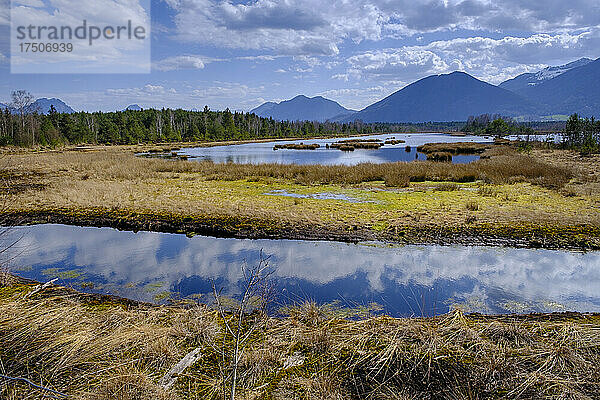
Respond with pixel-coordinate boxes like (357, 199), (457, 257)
(10, 0), (151, 74)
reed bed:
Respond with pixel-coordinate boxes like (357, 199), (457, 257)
(417, 142), (492, 154)
(426, 152), (453, 162)
(1, 283), (599, 399)
(273, 143), (320, 150)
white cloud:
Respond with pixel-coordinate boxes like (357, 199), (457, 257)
(165, 0), (386, 55)
(236, 55), (282, 61)
(317, 86), (399, 110)
(107, 84), (176, 97)
(61, 81), (267, 111)
(13, 0), (45, 7)
(162, 0), (600, 56)
(0, 0), (9, 25)
(154, 55), (215, 71)
(191, 82), (263, 99)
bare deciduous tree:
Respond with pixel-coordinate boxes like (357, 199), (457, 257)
(159, 252), (275, 399)
(212, 252), (275, 400)
(10, 90), (35, 144)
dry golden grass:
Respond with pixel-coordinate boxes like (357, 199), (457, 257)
(532, 149), (600, 198)
(0, 284), (217, 399)
(149, 151), (572, 189)
(2, 144), (572, 188)
(1, 282), (599, 399)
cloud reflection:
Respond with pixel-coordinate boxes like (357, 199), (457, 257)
(7, 224), (600, 315)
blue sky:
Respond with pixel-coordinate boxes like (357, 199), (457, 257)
(1, 0), (599, 112)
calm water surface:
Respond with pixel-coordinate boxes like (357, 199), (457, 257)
(177, 133), (489, 165)
(7, 225), (600, 317)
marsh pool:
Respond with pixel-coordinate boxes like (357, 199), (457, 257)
(6, 224), (600, 317)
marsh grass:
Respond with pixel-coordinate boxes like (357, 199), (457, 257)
(273, 143), (320, 150)
(1, 283), (599, 400)
(417, 142), (492, 155)
(151, 152), (572, 189)
(0, 283), (218, 400)
(426, 151), (453, 162)
(2, 146), (573, 191)
(2, 146), (596, 250)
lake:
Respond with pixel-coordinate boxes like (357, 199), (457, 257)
(174, 133), (490, 165)
(6, 224), (600, 317)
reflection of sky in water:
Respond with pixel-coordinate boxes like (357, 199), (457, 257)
(7, 224), (600, 316)
(178, 133), (486, 165)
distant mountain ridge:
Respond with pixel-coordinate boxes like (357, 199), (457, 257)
(508, 57), (600, 116)
(256, 57), (600, 124)
(27, 98), (75, 114)
(251, 95), (354, 122)
(499, 58), (593, 93)
(4, 57), (600, 122)
(338, 71), (538, 123)
(0, 98), (75, 114)
(125, 104), (142, 111)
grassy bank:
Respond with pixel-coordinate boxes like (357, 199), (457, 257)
(1, 144), (600, 249)
(1, 279), (599, 399)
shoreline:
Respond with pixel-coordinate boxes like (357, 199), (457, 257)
(4, 208), (599, 251)
(5, 275), (599, 321)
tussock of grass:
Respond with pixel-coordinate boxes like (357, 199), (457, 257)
(273, 143), (320, 150)
(331, 140), (384, 150)
(426, 151), (453, 162)
(1, 284), (599, 399)
(434, 183), (459, 191)
(417, 142), (492, 155)
(465, 200), (479, 211)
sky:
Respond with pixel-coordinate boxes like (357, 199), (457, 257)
(1, 0), (600, 112)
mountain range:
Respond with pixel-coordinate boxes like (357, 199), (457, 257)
(251, 95), (354, 122)
(498, 58), (593, 93)
(3, 57), (599, 122)
(502, 58), (600, 117)
(253, 57), (600, 123)
(31, 98), (76, 114)
(337, 72), (538, 123)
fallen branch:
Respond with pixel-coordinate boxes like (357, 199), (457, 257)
(25, 278), (58, 298)
(159, 347), (203, 390)
(0, 374), (68, 398)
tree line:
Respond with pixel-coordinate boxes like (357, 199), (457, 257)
(563, 114), (600, 152)
(463, 114), (535, 136)
(0, 90), (472, 147)
(0, 105), (390, 147)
